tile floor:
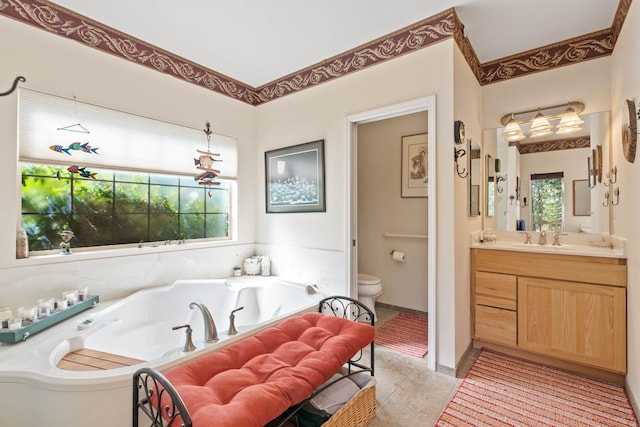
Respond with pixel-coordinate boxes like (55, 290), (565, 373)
(369, 305), (461, 426)
(368, 305), (640, 426)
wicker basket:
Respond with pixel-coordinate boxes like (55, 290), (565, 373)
(323, 380), (376, 427)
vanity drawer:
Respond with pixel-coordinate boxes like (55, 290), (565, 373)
(475, 305), (517, 346)
(475, 271), (517, 310)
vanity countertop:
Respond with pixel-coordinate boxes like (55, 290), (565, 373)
(469, 230), (626, 259)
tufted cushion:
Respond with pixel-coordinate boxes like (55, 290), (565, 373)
(164, 312), (375, 427)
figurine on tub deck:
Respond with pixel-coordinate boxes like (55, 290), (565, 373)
(59, 229), (74, 255)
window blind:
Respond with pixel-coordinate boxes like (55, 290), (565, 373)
(531, 172), (564, 181)
(18, 88), (237, 179)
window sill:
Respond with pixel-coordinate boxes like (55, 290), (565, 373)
(7, 239), (239, 268)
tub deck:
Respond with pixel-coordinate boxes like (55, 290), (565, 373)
(0, 276), (325, 427)
(57, 349), (145, 371)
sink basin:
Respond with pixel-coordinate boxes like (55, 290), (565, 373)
(510, 242), (573, 251)
(470, 231), (626, 258)
(484, 241), (619, 256)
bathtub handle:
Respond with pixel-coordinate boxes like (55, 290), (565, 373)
(228, 306), (245, 336)
(172, 324), (196, 352)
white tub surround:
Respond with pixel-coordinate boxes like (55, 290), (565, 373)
(0, 276), (324, 427)
(470, 230), (626, 258)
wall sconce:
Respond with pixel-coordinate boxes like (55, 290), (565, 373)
(500, 102), (585, 142)
(604, 165), (617, 187)
(603, 187), (620, 207)
(496, 175), (506, 193)
(454, 146), (468, 178)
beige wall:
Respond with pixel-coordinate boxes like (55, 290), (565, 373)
(256, 40), (459, 368)
(453, 45), (483, 367)
(0, 16), (258, 306)
(610, 0), (640, 407)
(481, 58), (612, 127)
(480, 1), (639, 404)
(3, 1), (639, 394)
(2, 16), (462, 370)
(357, 112), (428, 312)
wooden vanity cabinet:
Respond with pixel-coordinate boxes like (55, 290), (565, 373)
(474, 271), (517, 346)
(471, 248), (627, 375)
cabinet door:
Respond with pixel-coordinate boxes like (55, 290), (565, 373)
(518, 277), (626, 373)
(475, 271), (516, 310)
(475, 305), (517, 346)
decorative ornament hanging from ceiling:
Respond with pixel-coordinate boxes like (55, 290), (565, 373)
(195, 122), (222, 197)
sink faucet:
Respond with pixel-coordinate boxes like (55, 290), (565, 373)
(189, 301), (218, 342)
(553, 233), (568, 246)
(519, 232), (532, 244)
(538, 231), (547, 245)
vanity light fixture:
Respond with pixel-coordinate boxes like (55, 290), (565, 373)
(500, 101), (585, 141)
(556, 104), (584, 134)
(529, 109), (553, 138)
(503, 113), (526, 142)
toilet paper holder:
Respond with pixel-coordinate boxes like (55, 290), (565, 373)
(390, 250), (406, 262)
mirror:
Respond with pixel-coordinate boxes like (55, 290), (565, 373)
(486, 154), (495, 217)
(486, 111), (610, 234)
(468, 139), (481, 216)
(573, 179), (591, 216)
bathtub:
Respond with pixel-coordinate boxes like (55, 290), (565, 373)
(0, 276), (324, 427)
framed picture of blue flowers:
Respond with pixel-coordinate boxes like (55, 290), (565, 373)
(265, 139), (325, 213)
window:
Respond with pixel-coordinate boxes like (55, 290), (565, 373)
(21, 163), (230, 251)
(530, 172), (564, 232)
(18, 88), (237, 254)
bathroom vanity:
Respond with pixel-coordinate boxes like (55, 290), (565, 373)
(470, 234), (627, 382)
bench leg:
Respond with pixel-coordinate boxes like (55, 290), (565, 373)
(133, 367), (192, 427)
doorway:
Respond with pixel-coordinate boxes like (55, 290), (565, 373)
(345, 96), (437, 370)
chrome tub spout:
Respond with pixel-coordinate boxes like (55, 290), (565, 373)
(189, 301), (218, 342)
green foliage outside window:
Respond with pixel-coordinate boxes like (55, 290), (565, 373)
(531, 177), (563, 232)
(21, 163), (229, 252)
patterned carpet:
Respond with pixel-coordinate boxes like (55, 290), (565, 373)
(375, 312), (428, 358)
(436, 350), (639, 426)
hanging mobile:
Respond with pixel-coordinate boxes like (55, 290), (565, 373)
(194, 122), (223, 197)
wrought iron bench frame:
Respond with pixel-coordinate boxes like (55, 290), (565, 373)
(132, 296), (375, 427)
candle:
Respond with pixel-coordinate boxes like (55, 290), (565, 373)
(63, 290), (78, 306)
(8, 317), (22, 330)
(18, 305), (37, 324)
(77, 286), (88, 302)
(0, 306), (12, 328)
(37, 297), (54, 317)
(56, 298), (68, 310)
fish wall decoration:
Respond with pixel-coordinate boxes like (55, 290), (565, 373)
(49, 142), (100, 155)
(67, 165), (97, 179)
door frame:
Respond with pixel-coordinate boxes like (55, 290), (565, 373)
(345, 96), (437, 370)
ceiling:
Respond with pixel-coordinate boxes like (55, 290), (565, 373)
(50, 0), (620, 88)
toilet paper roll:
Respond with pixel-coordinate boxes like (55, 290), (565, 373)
(391, 251), (406, 262)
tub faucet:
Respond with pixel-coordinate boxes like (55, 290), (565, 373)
(538, 231), (547, 245)
(189, 301), (218, 342)
(228, 306), (245, 335)
(172, 324), (196, 352)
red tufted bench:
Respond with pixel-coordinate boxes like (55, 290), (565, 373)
(134, 297), (375, 427)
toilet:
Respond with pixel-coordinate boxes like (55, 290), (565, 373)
(357, 273), (383, 321)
